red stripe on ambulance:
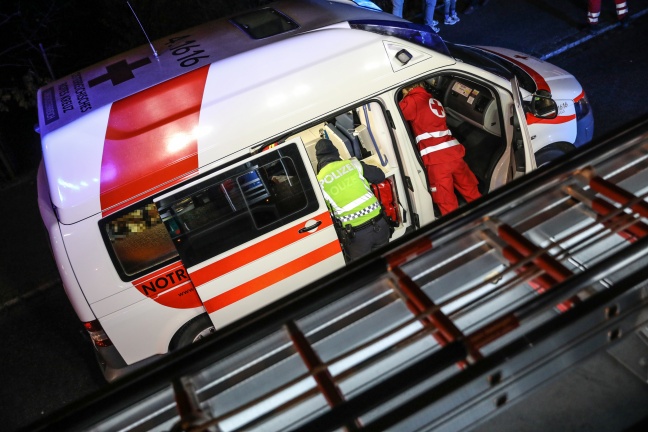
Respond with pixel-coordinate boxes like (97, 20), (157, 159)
(133, 261), (202, 309)
(190, 212), (336, 287)
(203, 240), (342, 314)
(525, 112), (576, 125)
(100, 66), (210, 216)
(479, 48), (550, 92)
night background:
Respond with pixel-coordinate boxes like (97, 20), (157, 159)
(0, 0), (285, 183)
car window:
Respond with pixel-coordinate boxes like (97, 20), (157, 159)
(102, 203), (178, 278)
(156, 143), (319, 268)
(445, 43), (536, 93)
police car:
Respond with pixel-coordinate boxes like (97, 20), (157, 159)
(36, 0), (593, 380)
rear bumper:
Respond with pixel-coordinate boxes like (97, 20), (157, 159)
(96, 343), (164, 382)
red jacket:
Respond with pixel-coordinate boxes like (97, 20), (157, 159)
(399, 87), (465, 165)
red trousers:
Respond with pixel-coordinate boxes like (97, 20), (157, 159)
(587, 0), (628, 24)
(427, 159), (481, 216)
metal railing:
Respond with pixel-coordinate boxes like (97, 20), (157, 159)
(30, 117), (648, 432)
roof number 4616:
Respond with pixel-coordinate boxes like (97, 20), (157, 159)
(166, 35), (210, 68)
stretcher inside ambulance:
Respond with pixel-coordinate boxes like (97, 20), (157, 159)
(36, 0), (591, 380)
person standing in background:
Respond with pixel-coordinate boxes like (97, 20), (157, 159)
(586, 0), (629, 32)
(444, 0), (460, 25)
(392, 0), (440, 33)
(392, 0), (405, 17)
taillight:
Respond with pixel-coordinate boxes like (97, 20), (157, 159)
(83, 320), (113, 347)
(574, 91), (591, 120)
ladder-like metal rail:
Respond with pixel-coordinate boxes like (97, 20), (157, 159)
(32, 118), (648, 432)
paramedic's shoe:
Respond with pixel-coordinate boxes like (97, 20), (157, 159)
(451, 13), (460, 23)
(620, 17), (630, 29)
(581, 23), (599, 35)
(432, 19), (439, 26)
(428, 23), (440, 33)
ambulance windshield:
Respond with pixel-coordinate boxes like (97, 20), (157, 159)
(349, 20), (450, 56)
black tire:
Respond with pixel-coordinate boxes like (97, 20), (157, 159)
(534, 142), (575, 167)
(169, 313), (215, 350)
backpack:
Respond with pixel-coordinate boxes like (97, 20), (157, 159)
(371, 177), (399, 227)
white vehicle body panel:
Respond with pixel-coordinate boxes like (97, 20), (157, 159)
(100, 294), (205, 365)
(474, 45), (588, 153)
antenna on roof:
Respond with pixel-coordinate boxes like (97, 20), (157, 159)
(127, 1), (158, 59)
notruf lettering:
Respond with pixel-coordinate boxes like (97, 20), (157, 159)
(175, 269), (188, 280)
(155, 277), (169, 289)
(139, 268), (190, 297)
(141, 281), (157, 296)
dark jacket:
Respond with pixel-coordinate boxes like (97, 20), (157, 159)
(315, 139), (385, 184)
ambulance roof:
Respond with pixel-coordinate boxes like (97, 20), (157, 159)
(37, 0), (396, 135)
(38, 0), (454, 224)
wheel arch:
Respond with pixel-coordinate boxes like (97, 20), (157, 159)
(534, 141), (576, 166)
(169, 312), (215, 351)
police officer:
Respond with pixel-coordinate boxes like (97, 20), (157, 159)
(315, 139), (390, 260)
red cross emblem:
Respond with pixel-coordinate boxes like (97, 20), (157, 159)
(88, 57), (152, 88)
(428, 98), (446, 118)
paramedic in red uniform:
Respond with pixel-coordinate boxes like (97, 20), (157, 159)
(587, 0), (629, 30)
(315, 139), (390, 260)
(399, 82), (481, 216)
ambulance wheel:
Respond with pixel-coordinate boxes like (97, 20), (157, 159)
(169, 313), (215, 350)
(534, 142), (575, 167)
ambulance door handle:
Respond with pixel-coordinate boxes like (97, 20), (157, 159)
(299, 221), (322, 233)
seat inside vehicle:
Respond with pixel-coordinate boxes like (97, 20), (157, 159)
(435, 75), (506, 195)
(445, 115), (504, 195)
(332, 112), (364, 159)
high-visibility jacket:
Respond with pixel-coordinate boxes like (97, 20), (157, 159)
(399, 87), (465, 166)
(317, 158), (381, 227)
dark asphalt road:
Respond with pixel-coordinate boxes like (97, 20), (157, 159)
(1, 1), (648, 431)
(0, 282), (105, 429)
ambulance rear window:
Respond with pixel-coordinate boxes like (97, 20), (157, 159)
(102, 203), (179, 278)
(230, 8), (299, 39)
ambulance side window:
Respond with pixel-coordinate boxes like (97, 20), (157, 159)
(157, 143), (318, 268)
(102, 203), (179, 277)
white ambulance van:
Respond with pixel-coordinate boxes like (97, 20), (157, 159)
(36, 0), (593, 380)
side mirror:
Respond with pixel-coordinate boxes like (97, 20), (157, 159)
(528, 90), (558, 119)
